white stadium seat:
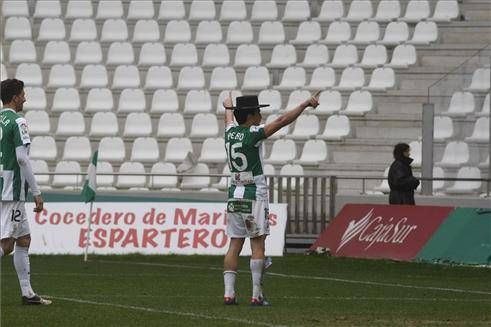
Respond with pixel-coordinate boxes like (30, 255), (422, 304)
(184, 90), (212, 114)
(30, 136), (57, 161)
(300, 44), (329, 67)
(80, 65), (108, 88)
(436, 141), (470, 168)
(31, 160), (50, 187)
(139, 43), (167, 66)
(278, 164), (304, 188)
(258, 22), (285, 45)
(322, 21), (351, 45)
(465, 117), (489, 143)
(432, 167), (446, 193)
(316, 91), (342, 115)
(443, 92), (475, 117)
(446, 167), (482, 195)
(209, 67), (238, 91)
(291, 21), (322, 44)
(23, 87), (46, 111)
(189, 0), (216, 20)
(342, 90), (373, 116)
(149, 163), (178, 189)
(90, 112), (119, 136)
(352, 21), (380, 44)
(372, 0), (401, 22)
(378, 22), (409, 45)
(198, 138), (227, 163)
(333, 67), (365, 91)
(306, 66), (336, 90)
(216, 90), (243, 115)
(158, 1), (185, 20)
(285, 90), (311, 111)
(282, 0), (310, 22)
(157, 113), (186, 138)
(62, 137), (91, 161)
(43, 41), (71, 64)
(275, 67), (306, 90)
(202, 44), (230, 67)
(144, 66), (173, 89)
(408, 22), (438, 45)
(434, 116), (454, 142)
(70, 19), (97, 41)
(96, 161), (115, 189)
(315, 0), (344, 22)
(226, 21), (253, 44)
(195, 20), (223, 44)
(265, 114), (289, 139)
(164, 137), (193, 163)
(131, 137), (160, 163)
(476, 94), (490, 117)
(317, 115), (351, 141)
(220, 0), (247, 21)
(151, 89), (179, 113)
(48, 64), (76, 88)
(357, 44), (387, 68)
(177, 66), (205, 90)
(101, 19), (128, 42)
(234, 44), (261, 67)
(74, 41), (102, 64)
(96, 0), (123, 19)
(295, 140), (328, 165)
(164, 20), (191, 43)
(268, 44), (297, 68)
(265, 139), (297, 164)
(66, 0), (93, 18)
(15, 64), (43, 86)
(479, 156), (489, 169)
(25, 111), (50, 136)
(242, 66), (270, 90)
(117, 88), (146, 113)
(112, 65), (140, 89)
(401, 0), (430, 23)
(464, 68), (490, 92)
(117, 162), (147, 189)
(56, 112), (85, 136)
(258, 90), (282, 114)
(431, 0), (459, 22)
(133, 20), (160, 42)
(211, 165), (231, 190)
(34, 0), (61, 18)
(328, 44), (358, 68)
(181, 164), (211, 190)
(85, 88), (113, 112)
(4, 17), (32, 40)
(343, 0), (373, 22)
(387, 44), (417, 68)
(2, 1), (29, 17)
(251, 1), (278, 21)
(374, 167), (390, 193)
(190, 114), (219, 138)
(9, 40), (36, 63)
(287, 115), (320, 140)
(170, 43), (198, 67)
(99, 137), (126, 162)
(408, 140), (422, 167)
(128, 0), (155, 19)
(52, 161), (82, 189)
(107, 42), (135, 65)
(124, 113), (152, 137)
(38, 18), (65, 41)
(363, 67), (395, 91)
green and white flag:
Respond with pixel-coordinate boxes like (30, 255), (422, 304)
(81, 151), (98, 203)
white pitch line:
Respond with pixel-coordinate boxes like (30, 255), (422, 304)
(97, 260), (491, 296)
(47, 296), (286, 327)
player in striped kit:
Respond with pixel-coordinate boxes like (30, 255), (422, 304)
(222, 91), (320, 306)
(0, 79), (51, 305)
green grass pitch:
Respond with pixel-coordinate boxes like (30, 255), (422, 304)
(1, 255), (490, 326)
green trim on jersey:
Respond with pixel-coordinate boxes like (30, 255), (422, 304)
(0, 108), (31, 201)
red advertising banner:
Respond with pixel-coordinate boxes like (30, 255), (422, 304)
(311, 204), (454, 261)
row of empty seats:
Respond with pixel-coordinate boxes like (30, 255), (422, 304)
(4, 17), (439, 45)
(440, 92), (490, 117)
(8, 63), (397, 91)
(29, 136), (330, 167)
(2, 0), (459, 23)
(5, 41), (418, 69)
(20, 88), (376, 116)
(26, 110), (353, 141)
(434, 116), (490, 143)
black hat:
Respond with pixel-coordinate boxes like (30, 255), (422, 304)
(233, 95), (269, 110)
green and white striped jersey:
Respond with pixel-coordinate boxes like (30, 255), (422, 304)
(0, 108), (31, 201)
(225, 124), (268, 201)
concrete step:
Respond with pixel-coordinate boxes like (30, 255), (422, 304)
(355, 126), (420, 139)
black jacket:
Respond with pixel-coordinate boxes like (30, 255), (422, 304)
(388, 156), (420, 205)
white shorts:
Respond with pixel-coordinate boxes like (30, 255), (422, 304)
(0, 201), (31, 240)
(226, 199), (270, 238)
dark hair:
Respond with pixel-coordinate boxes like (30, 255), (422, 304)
(1, 79), (24, 104)
(234, 108), (259, 125)
(393, 143), (410, 159)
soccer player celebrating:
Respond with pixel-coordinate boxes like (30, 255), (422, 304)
(0, 79), (51, 305)
(222, 91), (320, 306)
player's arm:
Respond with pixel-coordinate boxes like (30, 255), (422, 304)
(263, 91), (320, 138)
(223, 91), (235, 128)
(16, 145), (43, 212)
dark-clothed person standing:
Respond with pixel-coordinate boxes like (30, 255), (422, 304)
(388, 143), (420, 205)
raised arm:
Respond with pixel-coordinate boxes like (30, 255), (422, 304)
(223, 91), (235, 128)
(263, 91), (320, 138)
